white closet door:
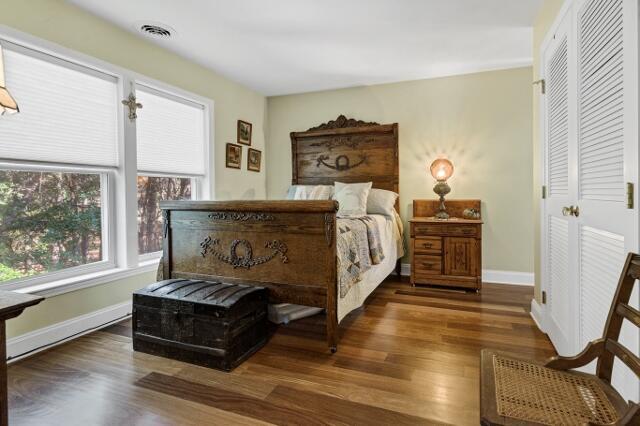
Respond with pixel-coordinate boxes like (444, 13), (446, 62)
(576, 0), (638, 401)
(541, 9), (579, 357)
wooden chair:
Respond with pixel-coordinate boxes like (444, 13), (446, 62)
(480, 252), (640, 425)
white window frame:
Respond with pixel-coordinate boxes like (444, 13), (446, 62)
(0, 26), (213, 296)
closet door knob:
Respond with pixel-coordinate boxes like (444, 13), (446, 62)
(571, 205), (580, 217)
(562, 206), (580, 217)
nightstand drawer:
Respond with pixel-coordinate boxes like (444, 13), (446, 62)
(413, 255), (442, 275)
(413, 237), (442, 254)
(413, 223), (478, 237)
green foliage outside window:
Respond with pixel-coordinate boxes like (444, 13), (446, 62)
(0, 170), (102, 282)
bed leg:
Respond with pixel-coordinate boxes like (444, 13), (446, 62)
(395, 259), (402, 277)
(326, 299), (338, 354)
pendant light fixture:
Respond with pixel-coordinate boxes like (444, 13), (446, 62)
(0, 44), (19, 115)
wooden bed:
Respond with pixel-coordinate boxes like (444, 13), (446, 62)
(159, 115), (399, 352)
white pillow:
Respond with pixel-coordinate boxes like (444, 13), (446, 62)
(286, 185), (334, 200)
(334, 181), (372, 217)
(367, 188), (398, 216)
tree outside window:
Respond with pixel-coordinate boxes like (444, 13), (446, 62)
(137, 176), (191, 255)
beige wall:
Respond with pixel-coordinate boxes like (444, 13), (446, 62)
(267, 67), (534, 273)
(532, 0), (566, 301)
(1, 0), (267, 338)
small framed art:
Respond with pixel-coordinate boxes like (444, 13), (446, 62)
(237, 120), (252, 145)
(226, 143), (242, 169)
(247, 148), (261, 172)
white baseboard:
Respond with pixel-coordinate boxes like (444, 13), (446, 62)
(7, 300), (132, 362)
(482, 269), (534, 286)
(530, 298), (546, 333)
(399, 263), (534, 286)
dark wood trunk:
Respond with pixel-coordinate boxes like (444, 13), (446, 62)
(132, 279), (268, 371)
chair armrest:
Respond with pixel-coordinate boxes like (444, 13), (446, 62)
(544, 339), (605, 370)
(607, 402), (639, 426)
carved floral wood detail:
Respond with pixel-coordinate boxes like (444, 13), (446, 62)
(316, 154), (367, 171)
(207, 212), (275, 222)
(310, 136), (360, 150)
(200, 236), (289, 269)
(307, 115), (379, 131)
(162, 210), (170, 238)
(324, 213), (334, 247)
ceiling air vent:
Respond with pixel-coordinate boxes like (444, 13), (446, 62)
(137, 22), (175, 39)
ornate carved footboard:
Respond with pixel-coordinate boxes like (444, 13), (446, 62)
(159, 200), (339, 352)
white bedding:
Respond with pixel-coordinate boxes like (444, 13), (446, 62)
(337, 212), (404, 322)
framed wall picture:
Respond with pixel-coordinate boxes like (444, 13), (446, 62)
(237, 120), (252, 145)
(226, 143), (242, 169)
(247, 148), (262, 172)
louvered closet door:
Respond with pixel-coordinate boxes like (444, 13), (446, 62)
(541, 9), (579, 357)
(575, 0), (638, 401)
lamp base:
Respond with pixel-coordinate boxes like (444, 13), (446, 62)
(433, 181), (451, 220)
(435, 210), (450, 220)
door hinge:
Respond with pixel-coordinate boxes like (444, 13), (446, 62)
(542, 185), (547, 199)
(627, 182), (634, 209)
(542, 290), (547, 304)
(533, 79), (546, 94)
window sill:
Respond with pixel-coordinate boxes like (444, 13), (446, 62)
(11, 259), (160, 298)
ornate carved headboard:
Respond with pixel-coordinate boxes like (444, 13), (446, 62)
(290, 115), (399, 200)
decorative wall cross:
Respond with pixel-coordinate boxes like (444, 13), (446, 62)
(122, 93), (143, 121)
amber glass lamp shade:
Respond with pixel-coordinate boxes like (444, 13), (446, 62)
(429, 158), (454, 219)
(0, 45), (19, 115)
(0, 86), (19, 115)
(430, 158), (454, 182)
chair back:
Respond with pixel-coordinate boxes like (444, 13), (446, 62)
(596, 252), (640, 383)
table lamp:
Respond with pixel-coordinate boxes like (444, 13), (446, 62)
(430, 158), (454, 219)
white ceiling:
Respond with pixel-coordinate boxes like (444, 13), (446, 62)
(68, 0), (542, 96)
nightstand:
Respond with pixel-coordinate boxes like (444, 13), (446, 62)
(410, 199), (483, 292)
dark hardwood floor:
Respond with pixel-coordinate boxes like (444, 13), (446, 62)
(7, 278), (555, 425)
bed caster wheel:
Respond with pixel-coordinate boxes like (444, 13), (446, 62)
(330, 346), (337, 354)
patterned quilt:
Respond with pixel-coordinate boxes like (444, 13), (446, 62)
(336, 216), (385, 298)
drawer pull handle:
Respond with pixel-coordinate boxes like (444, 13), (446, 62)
(462, 229), (473, 234)
(422, 243), (433, 248)
(421, 262), (436, 269)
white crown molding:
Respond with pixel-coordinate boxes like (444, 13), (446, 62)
(400, 263), (534, 286)
(7, 300), (132, 362)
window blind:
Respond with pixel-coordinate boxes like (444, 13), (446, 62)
(135, 85), (206, 176)
(0, 43), (119, 167)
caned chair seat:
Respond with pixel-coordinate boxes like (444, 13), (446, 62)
(480, 253), (640, 425)
(480, 350), (629, 426)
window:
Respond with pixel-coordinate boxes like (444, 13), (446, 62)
(135, 84), (207, 256)
(0, 40), (118, 284)
(0, 31), (211, 290)
(137, 176), (191, 255)
(0, 170), (105, 282)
